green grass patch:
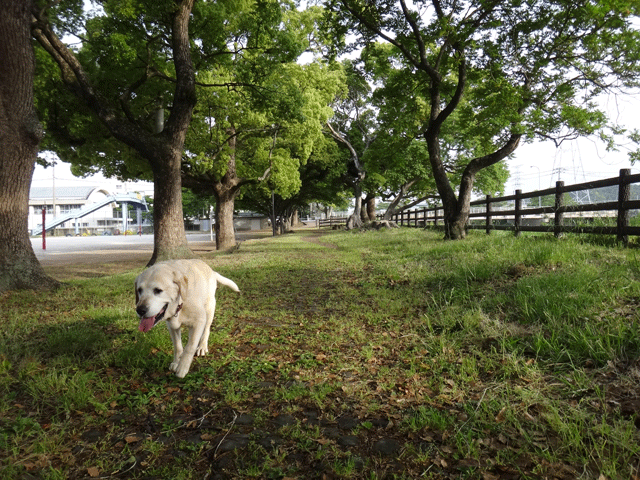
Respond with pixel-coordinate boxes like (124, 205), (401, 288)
(2, 228), (640, 478)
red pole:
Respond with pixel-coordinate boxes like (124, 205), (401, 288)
(42, 208), (46, 250)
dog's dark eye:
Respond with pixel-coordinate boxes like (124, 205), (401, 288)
(153, 288), (163, 295)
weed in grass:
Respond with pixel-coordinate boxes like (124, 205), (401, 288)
(23, 369), (105, 416)
(454, 428), (482, 460)
(332, 453), (360, 477)
(219, 378), (253, 405)
(274, 381), (309, 402)
(403, 406), (454, 433)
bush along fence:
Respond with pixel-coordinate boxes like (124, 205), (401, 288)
(319, 169), (640, 245)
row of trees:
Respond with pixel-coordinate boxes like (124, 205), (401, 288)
(1, 0), (639, 292)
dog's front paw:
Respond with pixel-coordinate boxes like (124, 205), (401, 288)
(175, 363), (189, 378)
(195, 346), (208, 357)
(169, 361), (179, 372)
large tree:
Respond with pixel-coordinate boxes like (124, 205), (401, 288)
(0, 0), (59, 292)
(184, 60), (345, 248)
(326, 60), (376, 229)
(238, 131), (348, 230)
(361, 42), (508, 219)
(327, 0), (640, 239)
(32, 0), (199, 264)
(33, 1), (324, 253)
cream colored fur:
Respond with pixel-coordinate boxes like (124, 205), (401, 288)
(135, 259), (239, 378)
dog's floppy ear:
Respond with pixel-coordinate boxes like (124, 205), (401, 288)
(135, 280), (139, 304)
(173, 272), (188, 299)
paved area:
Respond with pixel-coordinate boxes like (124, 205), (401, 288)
(31, 231), (279, 267)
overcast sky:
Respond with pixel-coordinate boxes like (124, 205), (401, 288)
(31, 159), (153, 195)
(506, 91), (640, 194)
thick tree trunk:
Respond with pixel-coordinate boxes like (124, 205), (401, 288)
(212, 128), (241, 250)
(346, 185), (363, 230)
(443, 206), (468, 240)
(0, 0), (59, 292)
(213, 187), (237, 250)
(147, 151), (193, 264)
(281, 211), (293, 233)
(425, 126), (463, 239)
(441, 133), (522, 240)
(444, 170), (474, 240)
(364, 194), (376, 222)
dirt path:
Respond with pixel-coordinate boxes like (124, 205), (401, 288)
(301, 231), (339, 249)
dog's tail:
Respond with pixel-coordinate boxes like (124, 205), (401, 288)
(214, 272), (240, 293)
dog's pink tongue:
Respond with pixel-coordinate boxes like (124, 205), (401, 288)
(138, 317), (156, 333)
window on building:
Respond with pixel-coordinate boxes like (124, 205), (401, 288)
(59, 204), (82, 215)
(33, 205), (53, 215)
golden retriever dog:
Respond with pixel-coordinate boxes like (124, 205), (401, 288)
(135, 259), (239, 378)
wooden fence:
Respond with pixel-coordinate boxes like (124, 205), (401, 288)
(316, 217), (349, 228)
(319, 169), (640, 244)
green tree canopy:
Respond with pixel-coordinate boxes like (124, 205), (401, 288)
(325, 0), (640, 238)
(182, 58), (346, 246)
(33, 0), (314, 256)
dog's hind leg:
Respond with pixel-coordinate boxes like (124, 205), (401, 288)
(196, 296), (216, 357)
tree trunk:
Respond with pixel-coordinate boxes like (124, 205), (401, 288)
(443, 205), (467, 239)
(346, 185), (363, 230)
(211, 128), (241, 250)
(440, 133), (522, 240)
(326, 122), (366, 230)
(281, 210), (293, 233)
(364, 194), (376, 222)
(213, 186), (238, 250)
(0, 0), (59, 292)
(147, 150), (193, 264)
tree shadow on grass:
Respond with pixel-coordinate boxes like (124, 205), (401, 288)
(8, 315), (170, 376)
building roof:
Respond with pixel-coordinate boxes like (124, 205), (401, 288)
(29, 186), (110, 201)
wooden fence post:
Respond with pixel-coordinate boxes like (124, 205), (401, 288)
(434, 208), (439, 227)
(617, 168), (631, 245)
(514, 190), (522, 237)
(554, 181), (565, 238)
(486, 195), (492, 235)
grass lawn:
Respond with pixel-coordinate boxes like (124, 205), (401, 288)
(2, 228), (640, 479)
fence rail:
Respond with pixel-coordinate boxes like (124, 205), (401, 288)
(316, 217), (349, 228)
(385, 168), (640, 244)
(318, 169), (640, 244)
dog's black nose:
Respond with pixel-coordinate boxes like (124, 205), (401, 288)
(136, 305), (147, 317)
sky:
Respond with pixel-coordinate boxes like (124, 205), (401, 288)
(31, 158), (154, 196)
(504, 91), (640, 195)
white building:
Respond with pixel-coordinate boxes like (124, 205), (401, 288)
(29, 186), (147, 236)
